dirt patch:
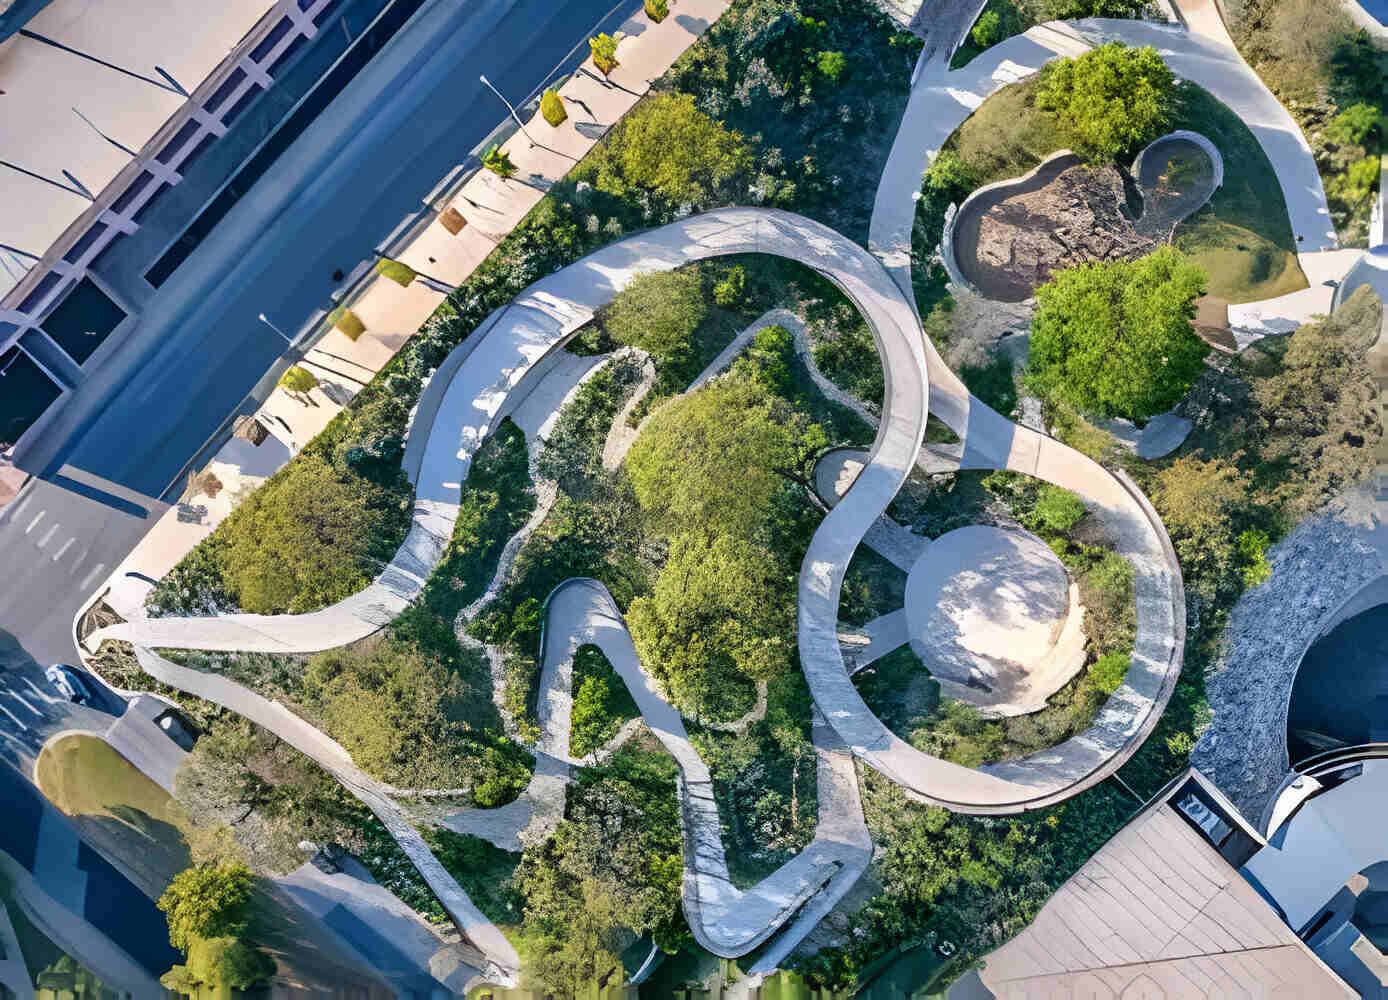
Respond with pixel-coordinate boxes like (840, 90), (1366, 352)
(955, 155), (1158, 302)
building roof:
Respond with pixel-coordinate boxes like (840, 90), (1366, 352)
(971, 775), (1354, 999)
(0, 0), (270, 296)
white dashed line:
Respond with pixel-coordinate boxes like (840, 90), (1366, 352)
(24, 510), (45, 534)
(8, 693), (40, 717)
(36, 523), (59, 548)
(21, 678), (58, 704)
(52, 537), (76, 562)
(79, 563), (107, 590)
(0, 705), (28, 732)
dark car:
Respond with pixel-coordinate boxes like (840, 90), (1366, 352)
(45, 664), (94, 705)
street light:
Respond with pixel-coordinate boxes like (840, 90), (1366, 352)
(479, 74), (536, 147)
(258, 312), (295, 347)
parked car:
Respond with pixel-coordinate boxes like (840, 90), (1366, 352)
(45, 664), (93, 705)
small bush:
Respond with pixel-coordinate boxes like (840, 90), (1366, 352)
(540, 89), (567, 127)
(1236, 528), (1272, 587)
(483, 144), (517, 179)
(972, 10), (1002, 48)
(713, 264), (746, 306)
(590, 33), (619, 76)
(816, 50), (848, 83)
(922, 150), (976, 199)
(645, 0), (669, 22)
(278, 366), (318, 394)
(1030, 485), (1085, 534)
(1326, 102), (1382, 146)
(375, 257), (417, 286)
(1090, 650), (1130, 695)
(330, 307), (365, 341)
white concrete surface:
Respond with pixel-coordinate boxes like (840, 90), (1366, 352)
(904, 525), (1078, 703)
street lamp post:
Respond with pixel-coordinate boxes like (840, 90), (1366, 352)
(258, 312), (296, 347)
(479, 74), (536, 147)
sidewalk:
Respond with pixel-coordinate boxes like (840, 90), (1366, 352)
(93, 0), (731, 623)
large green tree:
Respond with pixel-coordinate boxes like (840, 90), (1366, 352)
(1036, 43), (1176, 162)
(158, 863), (255, 951)
(591, 93), (753, 205)
(220, 453), (397, 614)
(626, 372), (807, 540)
(1026, 246), (1208, 420)
(597, 268), (708, 363)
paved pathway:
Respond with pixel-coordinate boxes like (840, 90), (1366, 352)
(128, 646), (510, 988)
(870, 16), (1337, 304)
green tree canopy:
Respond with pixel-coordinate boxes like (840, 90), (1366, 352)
(220, 453), (397, 614)
(278, 365), (319, 394)
(626, 371), (807, 540)
(158, 863), (255, 951)
(628, 530), (794, 716)
(1026, 246), (1208, 420)
(592, 93), (752, 206)
(597, 268), (708, 362)
(161, 935), (276, 993)
(1036, 43), (1176, 162)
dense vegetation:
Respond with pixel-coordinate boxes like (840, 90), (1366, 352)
(1027, 247), (1209, 421)
(569, 644), (640, 759)
(167, 421), (540, 810)
(951, 0), (1148, 69)
(515, 742), (685, 996)
(1036, 43), (1176, 163)
(151, 0), (917, 620)
(1228, 0), (1385, 244)
(158, 863), (274, 994)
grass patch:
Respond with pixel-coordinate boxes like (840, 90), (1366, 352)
(425, 828), (524, 926)
(569, 644), (640, 758)
(35, 733), (193, 895)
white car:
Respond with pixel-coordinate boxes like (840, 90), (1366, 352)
(45, 664), (94, 705)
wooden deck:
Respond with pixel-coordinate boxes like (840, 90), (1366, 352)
(975, 800), (1355, 998)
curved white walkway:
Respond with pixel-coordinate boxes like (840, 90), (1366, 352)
(89, 205), (1185, 971)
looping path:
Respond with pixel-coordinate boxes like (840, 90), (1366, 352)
(87, 204), (1185, 968)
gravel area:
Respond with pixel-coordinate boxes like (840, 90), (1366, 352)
(1193, 488), (1388, 820)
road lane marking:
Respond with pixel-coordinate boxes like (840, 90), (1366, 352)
(52, 537), (76, 562)
(0, 705), (28, 732)
(36, 523), (59, 548)
(68, 548), (91, 575)
(24, 510), (45, 534)
(21, 678), (58, 704)
(79, 563), (106, 590)
(3, 493), (33, 523)
(8, 693), (41, 717)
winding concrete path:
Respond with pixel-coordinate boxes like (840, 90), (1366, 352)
(89, 200), (1184, 970)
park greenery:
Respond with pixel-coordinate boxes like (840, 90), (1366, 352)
(569, 644), (639, 758)
(951, 0), (1147, 68)
(117, 0), (1387, 995)
(158, 863), (275, 994)
(1227, 0), (1385, 244)
(914, 67), (1306, 306)
(1026, 246), (1209, 421)
(1036, 43), (1175, 163)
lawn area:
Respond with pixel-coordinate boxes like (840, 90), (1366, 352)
(35, 733), (192, 896)
(916, 77), (1307, 304)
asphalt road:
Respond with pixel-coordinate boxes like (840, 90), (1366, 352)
(3, 0), (635, 668)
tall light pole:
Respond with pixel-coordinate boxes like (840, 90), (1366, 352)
(479, 74), (535, 147)
(258, 312), (295, 347)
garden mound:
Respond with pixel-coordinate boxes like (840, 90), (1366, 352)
(953, 139), (1218, 303)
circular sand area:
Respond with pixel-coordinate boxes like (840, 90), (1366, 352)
(905, 525), (1074, 706)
